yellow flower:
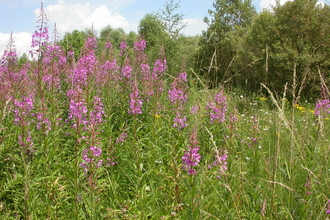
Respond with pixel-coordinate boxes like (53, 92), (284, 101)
(293, 104), (306, 112)
(259, 97), (267, 101)
(297, 106), (305, 111)
(154, 114), (161, 118)
(308, 109), (315, 114)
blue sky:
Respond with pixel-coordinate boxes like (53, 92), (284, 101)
(0, 0), (293, 56)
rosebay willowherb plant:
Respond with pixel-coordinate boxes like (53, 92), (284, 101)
(206, 89), (227, 123)
(1, 5), (330, 219)
(315, 99), (330, 117)
(182, 128), (201, 176)
(168, 72), (189, 130)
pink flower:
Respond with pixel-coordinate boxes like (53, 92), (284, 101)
(326, 200), (330, 214)
(315, 99), (330, 116)
(182, 129), (201, 175)
(207, 91), (227, 123)
(79, 146), (103, 173)
(173, 115), (187, 129)
(128, 82), (143, 115)
(119, 41), (127, 56)
(134, 40), (146, 52)
(209, 150), (228, 178)
(122, 65), (132, 78)
(182, 146), (201, 176)
(116, 132), (128, 143)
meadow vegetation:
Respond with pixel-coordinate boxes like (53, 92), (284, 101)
(0, 0), (330, 219)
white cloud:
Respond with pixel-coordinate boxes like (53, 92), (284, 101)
(0, 32), (32, 57)
(259, 0), (291, 10)
(183, 18), (200, 25)
(39, 0), (130, 36)
(260, 0), (325, 10)
(182, 18), (207, 36)
(0, 0), (19, 8)
(0, 0), (131, 57)
(316, 1), (325, 7)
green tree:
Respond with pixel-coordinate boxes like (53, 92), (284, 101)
(98, 26), (126, 50)
(138, 1), (188, 74)
(156, 0), (186, 40)
(126, 31), (138, 48)
(138, 14), (167, 61)
(242, 0), (330, 98)
(17, 53), (29, 68)
(234, 10), (276, 91)
(155, 0), (187, 73)
(59, 30), (87, 60)
(194, 0), (256, 87)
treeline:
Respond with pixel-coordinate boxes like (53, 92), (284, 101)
(196, 0), (330, 100)
(60, 0), (198, 75)
(16, 0), (330, 99)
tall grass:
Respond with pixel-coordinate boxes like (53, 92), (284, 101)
(0, 7), (329, 220)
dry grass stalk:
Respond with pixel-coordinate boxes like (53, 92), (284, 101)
(261, 83), (292, 131)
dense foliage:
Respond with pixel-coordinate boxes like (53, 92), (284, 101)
(0, 1), (330, 219)
(195, 0), (330, 99)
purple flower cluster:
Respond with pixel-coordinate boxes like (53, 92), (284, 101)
(207, 91), (227, 123)
(79, 146), (103, 173)
(119, 41), (127, 56)
(99, 59), (119, 83)
(139, 60), (166, 101)
(36, 112), (52, 134)
(141, 63), (150, 75)
(1, 50), (17, 73)
(1, 38), (17, 69)
(168, 88), (188, 104)
(78, 56), (96, 85)
(105, 42), (112, 49)
(42, 44), (66, 90)
(18, 132), (34, 150)
(182, 146), (201, 176)
(78, 96), (106, 173)
(128, 82), (143, 115)
(13, 96), (35, 155)
(178, 72), (187, 82)
(42, 44), (66, 65)
(168, 73), (189, 129)
(122, 65), (132, 79)
(153, 59), (166, 76)
(190, 106), (199, 114)
(208, 151), (228, 178)
(315, 99), (330, 117)
(0, 33), (18, 74)
(116, 132), (128, 143)
(326, 200), (330, 214)
(173, 115), (187, 129)
(89, 96), (105, 126)
(182, 129), (201, 175)
(68, 38), (98, 87)
(68, 99), (88, 129)
(134, 40), (147, 63)
(101, 59), (118, 72)
(134, 40), (146, 52)
(31, 3), (49, 54)
(13, 96), (34, 126)
(168, 75), (188, 104)
(85, 38), (98, 52)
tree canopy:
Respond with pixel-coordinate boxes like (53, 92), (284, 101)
(193, 0), (330, 98)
